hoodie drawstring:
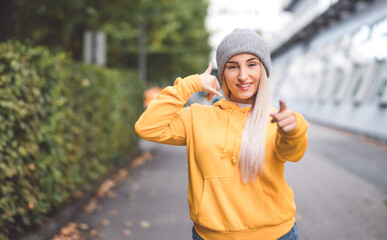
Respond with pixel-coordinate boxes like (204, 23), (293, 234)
(221, 105), (250, 164)
(222, 107), (234, 157)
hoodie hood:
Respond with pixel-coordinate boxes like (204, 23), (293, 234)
(214, 98), (252, 112)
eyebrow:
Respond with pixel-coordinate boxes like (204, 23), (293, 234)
(226, 57), (260, 64)
(247, 57), (259, 62)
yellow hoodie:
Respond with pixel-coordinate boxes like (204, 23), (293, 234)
(135, 74), (308, 240)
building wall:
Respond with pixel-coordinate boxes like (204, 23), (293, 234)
(271, 0), (387, 140)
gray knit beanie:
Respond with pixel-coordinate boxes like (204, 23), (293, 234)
(216, 28), (271, 83)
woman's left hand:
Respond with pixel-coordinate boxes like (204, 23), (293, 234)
(270, 100), (297, 133)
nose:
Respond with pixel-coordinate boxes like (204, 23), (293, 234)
(238, 66), (248, 81)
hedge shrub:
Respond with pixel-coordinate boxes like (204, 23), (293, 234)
(0, 41), (144, 239)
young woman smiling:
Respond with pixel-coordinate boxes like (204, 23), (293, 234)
(224, 54), (261, 104)
(135, 28), (308, 240)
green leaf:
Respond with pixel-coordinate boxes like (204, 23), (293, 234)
(0, 101), (14, 109)
(18, 146), (28, 157)
(4, 166), (17, 177)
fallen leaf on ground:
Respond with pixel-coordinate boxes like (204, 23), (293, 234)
(83, 198), (101, 213)
(131, 152), (154, 168)
(111, 169), (130, 182)
(140, 221), (150, 228)
(125, 221), (133, 227)
(122, 229), (132, 236)
(96, 169), (130, 198)
(52, 222), (85, 240)
(101, 219), (110, 226)
(97, 179), (115, 197)
(78, 223), (90, 230)
(89, 227), (101, 236)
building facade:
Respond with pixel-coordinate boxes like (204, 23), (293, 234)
(271, 0), (387, 140)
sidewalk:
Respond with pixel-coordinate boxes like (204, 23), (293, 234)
(66, 122), (387, 240)
(68, 142), (191, 240)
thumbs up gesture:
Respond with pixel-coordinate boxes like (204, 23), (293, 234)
(200, 63), (223, 102)
(270, 100), (297, 133)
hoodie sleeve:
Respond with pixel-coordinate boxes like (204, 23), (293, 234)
(135, 74), (202, 145)
(274, 113), (309, 162)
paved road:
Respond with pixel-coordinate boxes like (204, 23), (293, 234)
(72, 122), (387, 240)
(286, 123), (387, 240)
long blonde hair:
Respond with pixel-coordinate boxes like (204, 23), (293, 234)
(238, 63), (271, 183)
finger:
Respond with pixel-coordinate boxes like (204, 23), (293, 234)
(208, 87), (223, 97)
(279, 99), (288, 113)
(270, 113), (277, 123)
(277, 116), (294, 129)
(209, 75), (220, 91)
(281, 122), (297, 133)
(204, 63), (212, 74)
(274, 110), (295, 123)
(270, 111), (278, 123)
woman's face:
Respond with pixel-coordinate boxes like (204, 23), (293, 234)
(224, 53), (261, 104)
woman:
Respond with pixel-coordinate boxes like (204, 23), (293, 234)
(135, 28), (308, 240)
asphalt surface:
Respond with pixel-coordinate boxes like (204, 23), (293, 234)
(71, 121), (387, 240)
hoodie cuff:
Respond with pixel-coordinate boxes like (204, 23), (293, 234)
(183, 74), (203, 92)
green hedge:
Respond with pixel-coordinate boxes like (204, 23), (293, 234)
(0, 41), (144, 239)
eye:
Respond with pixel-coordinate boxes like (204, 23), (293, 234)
(248, 62), (257, 67)
(227, 65), (238, 70)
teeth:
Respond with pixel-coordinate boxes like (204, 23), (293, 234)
(238, 83), (252, 87)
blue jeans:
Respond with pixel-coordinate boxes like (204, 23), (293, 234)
(277, 223), (300, 240)
(192, 222), (300, 240)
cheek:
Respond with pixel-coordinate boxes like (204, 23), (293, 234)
(224, 73), (236, 86)
(252, 73), (261, 84)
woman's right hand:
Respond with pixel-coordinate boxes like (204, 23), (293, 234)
(200, 63), (223, 102)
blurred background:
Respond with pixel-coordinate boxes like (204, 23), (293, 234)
(1, 0), (386, 138)
(1, 0), (387, 239)
(206, 0), (387, 141)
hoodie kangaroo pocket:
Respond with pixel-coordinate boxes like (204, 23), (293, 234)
(196, 177), (273, 231)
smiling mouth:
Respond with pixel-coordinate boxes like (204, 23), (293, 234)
(237, 83), (253, 89)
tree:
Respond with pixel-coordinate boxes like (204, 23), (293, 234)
(102, 0), (211, 84)
(0, 0), (211, 84)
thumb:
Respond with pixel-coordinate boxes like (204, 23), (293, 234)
(204, 63), (212, 74)
(279, 99), (287, 113)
